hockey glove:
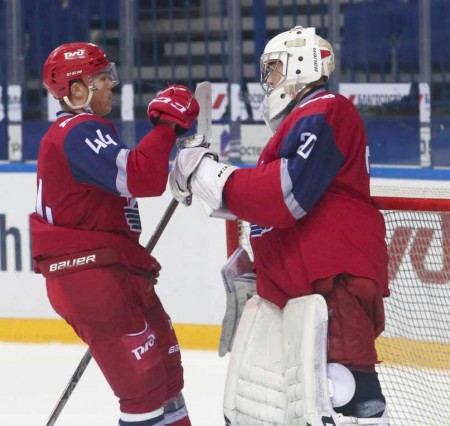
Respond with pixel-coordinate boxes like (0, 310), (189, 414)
(145, 255), (161, 291)
(147, 84), (199, 135)
(169, 147), (219, 206)
(190, 156), (237, 210)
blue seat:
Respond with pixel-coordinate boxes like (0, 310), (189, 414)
(342, 1), (413, 71)
(24, 1), (88, 76)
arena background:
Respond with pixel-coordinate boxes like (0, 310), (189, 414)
(1, 0), (450, 347)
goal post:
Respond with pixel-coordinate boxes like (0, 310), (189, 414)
(224, 185), (450, 426)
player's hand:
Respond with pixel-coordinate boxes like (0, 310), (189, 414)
(147, 84), (199, 135)
(169, 147), (219, 206)
(147, 256), (161, 289)
(147, 269), (160, 287)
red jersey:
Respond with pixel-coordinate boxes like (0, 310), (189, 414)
(224, 87), (389, 308)
(31, 111), (176, 274)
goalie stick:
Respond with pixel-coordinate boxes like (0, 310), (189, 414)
(176, 81), (212, 148)
(196, 81), (212, 144)
(45, 82), (212, 425)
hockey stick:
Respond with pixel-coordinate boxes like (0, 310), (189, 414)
(45, 348), (92, 426)
(45, 82), (212, 425)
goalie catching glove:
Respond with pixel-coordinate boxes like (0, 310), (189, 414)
(169, 147), (238, 211)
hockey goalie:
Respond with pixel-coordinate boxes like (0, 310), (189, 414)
(169, 26), (390, 425)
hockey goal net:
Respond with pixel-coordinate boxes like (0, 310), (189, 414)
(225, 184), (450, 426)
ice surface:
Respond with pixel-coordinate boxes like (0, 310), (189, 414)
(0, 343), (228, 425)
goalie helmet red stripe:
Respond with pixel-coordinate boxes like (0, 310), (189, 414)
(43, 42), (112, 99)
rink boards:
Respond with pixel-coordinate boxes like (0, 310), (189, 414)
(1, 171), (450, 370)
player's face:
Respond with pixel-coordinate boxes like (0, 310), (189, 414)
(90, 72), (115, 116)
(266, 60), (284, 88)
(261, 58), (285, 94)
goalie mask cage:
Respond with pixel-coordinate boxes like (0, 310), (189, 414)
(225, 185), (450, 426)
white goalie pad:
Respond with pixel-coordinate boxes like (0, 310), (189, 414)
(283, 294), (342, 426)
(224, 295), (286, 425)
(219, 247), (256, 357)
(223, 294), (388, 426)
(284, 296), (388, 425)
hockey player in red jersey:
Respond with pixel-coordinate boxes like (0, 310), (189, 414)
(170, 27), (389, 425)
(30, 42), (199, 426)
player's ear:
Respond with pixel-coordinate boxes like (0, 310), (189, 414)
(69, 80), (86, 100)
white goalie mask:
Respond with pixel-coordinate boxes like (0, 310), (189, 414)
(260, 26), (335, 132)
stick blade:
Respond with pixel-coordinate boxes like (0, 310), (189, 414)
(195, 81), (212, 143)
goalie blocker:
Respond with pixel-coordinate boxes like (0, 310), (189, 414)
(221, 249), (389, 426)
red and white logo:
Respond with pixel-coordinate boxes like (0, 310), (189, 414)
(131, 333), (156, 360)
(64, 49), (85, 60)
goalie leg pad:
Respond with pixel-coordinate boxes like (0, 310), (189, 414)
(283, 294), (342, 426)
(224, 292), (388, 426)
(224, 295), (286, 425)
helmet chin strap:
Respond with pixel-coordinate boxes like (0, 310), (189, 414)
(63, 76), (97, 113)
(63, 89), (94, 114)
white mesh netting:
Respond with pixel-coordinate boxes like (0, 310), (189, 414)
(228, 186), (450, 425)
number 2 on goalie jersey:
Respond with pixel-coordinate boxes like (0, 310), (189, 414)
(297, 131), (317, 159)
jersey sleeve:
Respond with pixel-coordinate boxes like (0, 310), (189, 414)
(64, 120), (129, 195)
(126, 124), (176, 197)
(64, 120), (175, 197)
(224, 111), (345, 228)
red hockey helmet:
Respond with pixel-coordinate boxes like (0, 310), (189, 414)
(43, 42), (118, 99)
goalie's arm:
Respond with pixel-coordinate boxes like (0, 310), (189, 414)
(224, 158), (343, 230)
(192, 116), (344, 227)
(223, 118), (344, 228)
(169, 111), (343, 226)
(223, 161), (295, 228)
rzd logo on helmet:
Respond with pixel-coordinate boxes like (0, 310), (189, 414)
(64, 49), (85, 60)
